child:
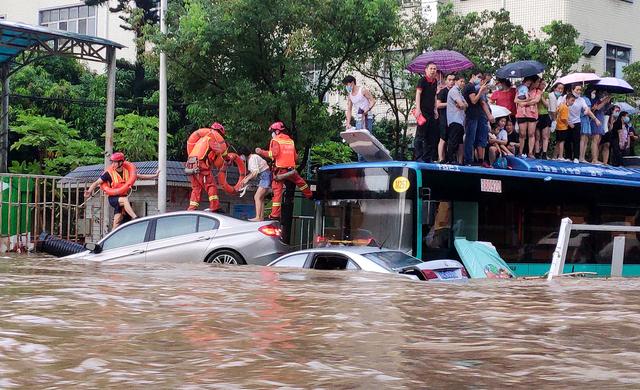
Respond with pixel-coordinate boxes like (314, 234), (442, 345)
(238, 146), (272, 221)
(506, 120), (519, 155)
(488, 117), (510, 165)
(554, 93), (575, 160)
(517, 78), (532, 101)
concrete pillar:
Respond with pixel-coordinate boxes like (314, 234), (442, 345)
(103, 47), (116, 234)
(158, 0), (168, 214)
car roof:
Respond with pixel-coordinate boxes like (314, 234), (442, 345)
(289, 246), (403, 256)
(119, 210), (245, 224)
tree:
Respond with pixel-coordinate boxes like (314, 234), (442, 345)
(85, 0), (159, 99)
(511, 20), (582, 79)
(417, 3), (529, 73)
(10, 114), (102, 175)
(154, 0), (400, 166)
(353, 12), (416, 159)
(113, 113), (166, 161)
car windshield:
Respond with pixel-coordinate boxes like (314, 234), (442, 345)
(362, 251), (422, 270)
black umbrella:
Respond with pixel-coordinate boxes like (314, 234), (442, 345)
(496, 60), (546, 79)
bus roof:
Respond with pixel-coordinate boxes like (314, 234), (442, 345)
(319, 156), (640, 189)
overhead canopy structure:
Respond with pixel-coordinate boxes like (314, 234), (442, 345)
(0, 20), (125, 173)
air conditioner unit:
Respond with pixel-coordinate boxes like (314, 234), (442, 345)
(582, 41), (602, 57)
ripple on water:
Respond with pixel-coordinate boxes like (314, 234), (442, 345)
(0, 257), (640, 388)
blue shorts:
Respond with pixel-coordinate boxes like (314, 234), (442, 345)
(258, 170), (272, 189)
(108, 196), (121, 213)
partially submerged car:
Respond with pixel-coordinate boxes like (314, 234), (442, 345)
(268, 247), (468, 281)
(66, 211), (288, 264)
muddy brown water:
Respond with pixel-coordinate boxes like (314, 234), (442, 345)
(1, 254), (640, 389)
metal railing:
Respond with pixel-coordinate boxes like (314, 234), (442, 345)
(0, 173), (103, 252)
(291, 215), (315, 250)
(548, 217), (640, 280)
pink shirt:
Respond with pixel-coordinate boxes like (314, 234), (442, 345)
(516, 88), (541, 119)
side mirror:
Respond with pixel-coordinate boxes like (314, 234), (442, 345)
(84, 242), (103, 254)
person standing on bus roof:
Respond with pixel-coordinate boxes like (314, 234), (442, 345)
(342, 75), (376, 131)
(414, 61), (439, 163)
(436, 74), (455, 163)
(446, 75), (467, 164)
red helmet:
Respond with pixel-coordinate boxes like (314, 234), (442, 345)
(211, 122), (225, 135)
(269, 121), (285, 132)
(110, 152), (125, 162)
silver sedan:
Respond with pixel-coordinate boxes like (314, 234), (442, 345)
(65, 211), (289, 265)
(268, 247), (468, 281)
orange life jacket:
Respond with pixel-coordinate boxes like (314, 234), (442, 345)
(189, 136), (212, 160)
(106, 166), (129, 189)
(272, 133), (296, 168)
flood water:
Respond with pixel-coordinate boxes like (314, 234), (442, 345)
(2, 255), (640, 389)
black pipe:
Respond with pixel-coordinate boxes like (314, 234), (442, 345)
(36, 232), (86, 257)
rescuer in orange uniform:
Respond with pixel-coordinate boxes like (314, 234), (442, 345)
(256, 122), (312, 220)
(185, 122), (229, 212)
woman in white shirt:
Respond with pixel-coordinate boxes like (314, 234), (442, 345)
(238, 147), (272, 221)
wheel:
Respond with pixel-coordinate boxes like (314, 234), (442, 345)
(206, 249), (245, 265)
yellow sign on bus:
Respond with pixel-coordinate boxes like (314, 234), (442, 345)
(392, 177), (410, 193)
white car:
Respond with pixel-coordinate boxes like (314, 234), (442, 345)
(268, 247), (468, 281)
(66, 211), (289, 265)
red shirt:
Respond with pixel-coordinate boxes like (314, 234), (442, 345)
(491, 87), (517, 116)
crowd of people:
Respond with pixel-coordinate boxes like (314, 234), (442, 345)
(413, 62), (638, 167)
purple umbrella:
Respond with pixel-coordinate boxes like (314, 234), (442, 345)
(595, 77), (634, 94)
(407, 50), (474, 74)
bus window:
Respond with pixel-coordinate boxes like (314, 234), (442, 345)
(423, 201), (452, 260)
(453, 201), (478, 241)
(319, 199), (413, 252)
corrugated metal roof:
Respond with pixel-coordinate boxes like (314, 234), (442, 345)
(0, 20), (124, 66)
(60, 161), (242, 186)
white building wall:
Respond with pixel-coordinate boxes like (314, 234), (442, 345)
(0, 0), (136, 72)
(448, 0), (639, 76)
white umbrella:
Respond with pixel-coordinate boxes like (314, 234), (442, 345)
(613, 102), (638, 115)
(490, 104), (512, 118)
(552, 73), (601, 87)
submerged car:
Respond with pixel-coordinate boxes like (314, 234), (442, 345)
(268, 247), (468, 281)
(66, 211), (288, 264)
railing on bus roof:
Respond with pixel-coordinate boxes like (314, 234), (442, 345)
(0, 173), (104, 252)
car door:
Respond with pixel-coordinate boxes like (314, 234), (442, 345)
(144, 214), (219, 263)
(90, 220), (151, 263)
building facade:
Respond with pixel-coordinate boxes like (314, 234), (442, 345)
(448, 0), (639, 77)
(0, 0), (136, 70)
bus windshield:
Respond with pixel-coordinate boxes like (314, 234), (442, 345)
(316, 166), (416, 253)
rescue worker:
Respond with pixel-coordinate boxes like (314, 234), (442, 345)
(185, 122), (229, 212)
(84, 152), (159, 229)
(256, 122), (312, 220)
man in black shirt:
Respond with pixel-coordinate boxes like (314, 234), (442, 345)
(437, 74), (455, 163)
(414, 62), (439, 162)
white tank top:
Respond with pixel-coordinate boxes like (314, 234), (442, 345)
(349, 86), (370, 112)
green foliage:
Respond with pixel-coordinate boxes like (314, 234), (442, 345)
(8, 161), (42, 175)
(113, 113), (165, 161)
(310, 141), (354, 169)
(10, 114), (102, 175)
(511, 20), (582, 79)
(419, 3), (528, 73)
(154, 0), (400, 165)
(624, 62), (640, 96)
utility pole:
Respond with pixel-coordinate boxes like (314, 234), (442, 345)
(158, 0), (168, 213)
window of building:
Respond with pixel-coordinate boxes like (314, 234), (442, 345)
(39, 5), (97, 36)
(606, 44), (631, 78)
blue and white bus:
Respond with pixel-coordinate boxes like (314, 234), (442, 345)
(314, 157), (640, 276)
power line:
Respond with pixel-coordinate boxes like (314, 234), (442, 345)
(9, 93), (187, 109)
